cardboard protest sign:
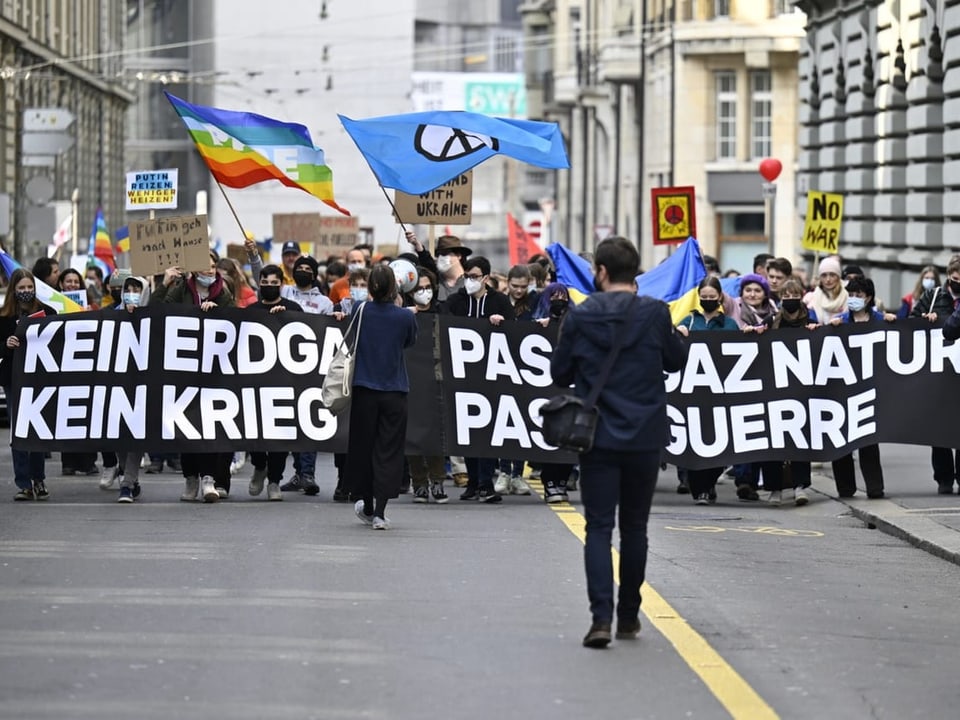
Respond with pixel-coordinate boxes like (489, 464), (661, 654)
(129, 214), (209, 276)
(802, 191), (843, 252)
(394, 171), (472, 225)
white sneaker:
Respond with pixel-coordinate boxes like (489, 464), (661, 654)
(493, 472), (509, 495)
(795, 487), (810, 506)
(180, 476), (199, 502)
(354, 499), (374, 525)
(99, 465), (119, 490)
(200, 475), (220, 503)
(215, 486), (229, 499)
(229, 452), (246, 476)
(248, 468), (267, 496)
(372, 516), (390, 530)
(766, 490), (782, 506)
(510, 475), (532, 495)
(267, 482), (283, 501)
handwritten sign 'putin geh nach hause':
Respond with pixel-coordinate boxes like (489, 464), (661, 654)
(129, 214), (209, 276)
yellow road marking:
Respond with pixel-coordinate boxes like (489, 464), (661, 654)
(528, 478), (779, 720)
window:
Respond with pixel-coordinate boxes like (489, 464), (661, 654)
(750, 71), (772, 159)
(714, 0), (731, 18)
(716, 210), (767, 274)
(716, 71), (737, 161)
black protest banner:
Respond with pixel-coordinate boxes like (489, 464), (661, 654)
(11, 306), (442, 454)
(664, 319), (960, 468)
(436, 316), (577, 463)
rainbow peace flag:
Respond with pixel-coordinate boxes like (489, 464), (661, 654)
(89, 207), (115, 272)
(165, 92), (348, 215)
(0, 251), (84, 313)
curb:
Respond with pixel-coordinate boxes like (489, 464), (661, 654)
(809, 474), (960, 567)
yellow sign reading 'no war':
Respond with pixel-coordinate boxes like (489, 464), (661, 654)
(802, 191), (844, 252)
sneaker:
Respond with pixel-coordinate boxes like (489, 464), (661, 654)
(736, 484), (759, 501)
(372, 516), (390, 530)
(267, 482), (283, 501)
(200, 476), (220, 503)
(301, 475), (320, 497)
(132, 482), (142, 499)
(867, 490), (885, 499)
(794, 487), (810, 506)
(708, 490), (717, 504)
(582, 621), (612, 649)
(937, 483), (954, 495)
(99, 466), (119, 490)
(615, 619), (641, 640)
(413, 486), (429, 503)
(117, 486), (134, 503)
(180, 476), (199, 502)
(452, 473), (469, 488)
(478, 489), (503, 504)
(493, 472), (509, 495)
(13, 486), (34, 501)
(215, 486), (229, 499)
(510, 475), (532, 495)
(430, 482), (449, 504)
(766, 490), (782, 506)
(143, 461), (164, 474)
(354, 499), (374, 525)
(459, 488), (478, 501)
(529, 467), (542, 480)
(694, 493), (710, 506)
(280, 474), (302, 492)
(566, 467), (579, 492)
(249, 468), (267, 496)
(332, 485), (350, 503)
(229, 454), (246, 475)
(545, 490), (566, 504)
(32, 480), (49, 501)
(676, 479), (691, 494)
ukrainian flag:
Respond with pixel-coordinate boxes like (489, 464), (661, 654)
(636, 237), (707, 324)
(545, 243), (593, 304)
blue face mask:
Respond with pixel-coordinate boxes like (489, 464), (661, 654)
(122, 292), (142, 307)
(847, 297), (866, 313)
(350, 287), (368, 304)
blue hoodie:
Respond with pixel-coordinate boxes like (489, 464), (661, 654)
(551, 292), (688, 452)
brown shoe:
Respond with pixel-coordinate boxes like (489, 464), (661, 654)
(582, 622), (612, 649)
(615, 619), (641, 640)
(452, 473), (469, 488)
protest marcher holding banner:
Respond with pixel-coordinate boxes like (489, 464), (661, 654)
(676, 276), (739, 504)
(803, 257), (848, 325)
(348, 266), (418, 530)
(247, 265), (303, 501)
(1, 269), (56, 501)
(827, 277), (895, 498)
(153, 252), (235, 502)
(113, 277), (151, 503)
(551, 237), (687, 649)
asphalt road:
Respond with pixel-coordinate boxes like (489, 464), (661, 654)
(1, 450), (959, 720)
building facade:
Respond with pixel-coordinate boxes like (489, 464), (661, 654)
(522, 0), (805, 273)
(796, 0), (958, 306)
(0, 1), (131, 263)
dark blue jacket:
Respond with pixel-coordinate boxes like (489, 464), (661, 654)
(550, 292), (687, 452)
(352, 301), (418, 392)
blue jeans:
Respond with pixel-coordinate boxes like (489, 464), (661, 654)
(294, 451), (316, 480)
(5, 385), (45, 490)
(579, 448), (660, 624)
(465, 457), (497, 493)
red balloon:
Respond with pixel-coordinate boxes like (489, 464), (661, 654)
(758, 158), (783, 182)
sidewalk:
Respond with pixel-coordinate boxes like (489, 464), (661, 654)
(808, 443), (960, 565)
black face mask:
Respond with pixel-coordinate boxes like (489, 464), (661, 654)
(550, 300), (569, 317)
(293, 270), (314, 287)
(950, 280), (960, 295)
(260, 285), (281, 302)
(700, 299), (720, 313)
(781, 298), (803, 314)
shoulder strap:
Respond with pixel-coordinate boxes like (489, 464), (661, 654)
(582, 297), (647, 412)
(341, 302), (365, 352)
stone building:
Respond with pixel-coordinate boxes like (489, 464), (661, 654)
(522, 0), (805, 273)
(796, 0), (958, 306)
(0, 1), (131, 262)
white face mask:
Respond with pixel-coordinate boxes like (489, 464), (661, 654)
(436, 255), (454, 273)
(464, 278), (483, 296)
(922, 277), (936, 291)
(413, 288), (433, 305)
(347, 262), (365, 273)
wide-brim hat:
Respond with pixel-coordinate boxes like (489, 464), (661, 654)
(436, 235), (472, 257)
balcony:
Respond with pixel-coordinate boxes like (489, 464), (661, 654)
(598, 38), (641, 83)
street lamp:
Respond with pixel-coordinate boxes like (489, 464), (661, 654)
(758, 158), (782, 255)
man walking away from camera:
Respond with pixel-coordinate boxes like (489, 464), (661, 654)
(551, 237), (687, 649)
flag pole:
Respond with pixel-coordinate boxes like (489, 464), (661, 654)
(378, 184), (407, 233)
(213, 180), (248, 237)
